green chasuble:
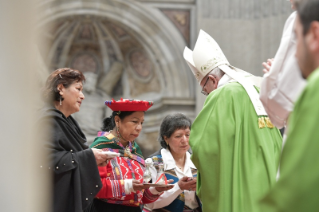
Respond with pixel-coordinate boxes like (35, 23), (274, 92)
(190, 82), (282, 212)
(259, 68), (319, 212)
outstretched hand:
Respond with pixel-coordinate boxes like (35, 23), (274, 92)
(132, 179), (151, 191)
(91, 148), (109, 167)
(154, 179), (174, 192)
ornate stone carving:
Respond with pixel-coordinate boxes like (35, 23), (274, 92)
(129, 49), (152, 78)
(98, 61), (124, 96)
(137, 131), (161, 157)
(78, 24), (93, 40)
(161, 9), (190, 45)
(174, 13), (187, 26)
(201, 0), (292, 19)
(109, 23), (128, 39)
(128, 76), (161, 97)
(71, 53), (98, 73)
(73, 72), (111, 145)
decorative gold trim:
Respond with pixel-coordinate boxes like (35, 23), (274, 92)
(258, 117), (266, 129)
(265, 117), (274, 129)
(91, 141), (114, 148)
(106, 133), (115, 139)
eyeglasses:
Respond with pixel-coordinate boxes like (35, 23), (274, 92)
(201, 77), (209, 96)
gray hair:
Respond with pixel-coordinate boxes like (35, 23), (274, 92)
(208, 67), (225, 79)
(158, 113), (192, 149)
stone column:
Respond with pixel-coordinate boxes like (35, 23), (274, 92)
(0, 1), (50, 211)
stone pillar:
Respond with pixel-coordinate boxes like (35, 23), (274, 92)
(0, 1), (50, 211)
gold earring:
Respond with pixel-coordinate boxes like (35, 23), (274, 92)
(116, 126), (120, 140)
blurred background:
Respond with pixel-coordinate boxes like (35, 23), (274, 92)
(1, 1), (292, 211)
(36, 0), (292, 156)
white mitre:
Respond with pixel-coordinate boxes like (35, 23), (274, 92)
(183, 47), (200, 81)
(184, 30), (230, 83)
(184, 30), (267, 118)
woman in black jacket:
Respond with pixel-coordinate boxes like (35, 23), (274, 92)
(39, 68), (110, 212)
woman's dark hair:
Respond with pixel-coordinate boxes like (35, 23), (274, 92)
(101, 111), (135, 131)
(158, 113), (192, 149)
(42, 68), (85, 103)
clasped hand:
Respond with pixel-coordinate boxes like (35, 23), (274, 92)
(178, 176), (197, 191)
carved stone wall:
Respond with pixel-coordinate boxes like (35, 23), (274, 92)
(161, 9), (191, 45)
(200, 0), (291, 19)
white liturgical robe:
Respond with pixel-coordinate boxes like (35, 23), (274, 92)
(260, 11), (306, 129)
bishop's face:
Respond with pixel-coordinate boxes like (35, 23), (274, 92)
(200, 74), (219, 96)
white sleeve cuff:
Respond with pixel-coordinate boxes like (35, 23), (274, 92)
(149, 187), (162, 195)
(175, 181), (182, 191)
(124, 179), (135, 194)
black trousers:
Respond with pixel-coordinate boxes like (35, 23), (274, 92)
(85, 198), (142, 212)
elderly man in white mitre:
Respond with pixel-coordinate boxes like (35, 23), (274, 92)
(183, 30), (282, 212)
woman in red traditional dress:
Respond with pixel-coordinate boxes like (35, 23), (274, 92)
(86, 99), (174, 212)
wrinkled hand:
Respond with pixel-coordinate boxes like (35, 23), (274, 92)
(91, 148), (109, 167)
(262, 58), (274, 74)
(178, 176), (197, 191)
(154, 179), (174, 192)
(133, 179), (151, 191)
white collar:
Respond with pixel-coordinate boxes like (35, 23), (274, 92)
(160, 148), (196, 171)
(217, 73), (236, 89)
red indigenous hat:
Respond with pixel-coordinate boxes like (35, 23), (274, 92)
(105, 98), (153, 112)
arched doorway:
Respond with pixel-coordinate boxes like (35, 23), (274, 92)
(37, 0), (196, 156)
